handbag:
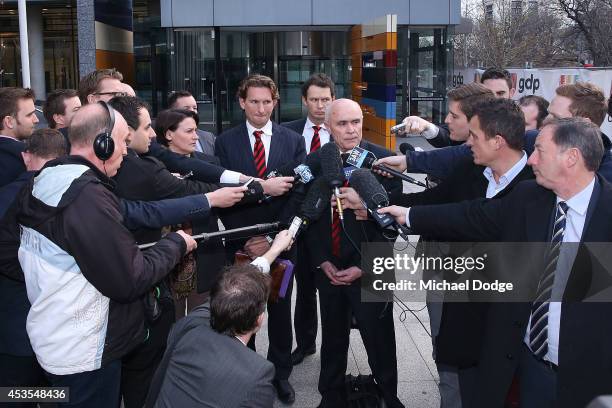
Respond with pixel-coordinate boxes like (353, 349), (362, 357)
(345, 374), (387, 408)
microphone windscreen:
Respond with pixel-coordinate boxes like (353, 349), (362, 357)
(399, 143), (415, 154)
(300, 177), (331, 221)
(350, 168), (389, 210)
(319, 142), (345, 186)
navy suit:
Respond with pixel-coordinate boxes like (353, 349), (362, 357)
(0, 137), (25, 188)
(215, 121), (306, 381)
(281, 118), (307, 135)
(409, 177), (612, 408)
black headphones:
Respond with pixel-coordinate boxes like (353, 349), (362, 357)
(93, 101), (116, 161)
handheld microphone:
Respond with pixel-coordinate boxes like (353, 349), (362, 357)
(390, 122), (407, 134)
(320, 142), (345, 222)
(287, 177), (332, 239)
(349, 168), (410, 239)
(346, 146), (427, 188)
(266, 164), (314, 184)
(399, 142), (415, 154)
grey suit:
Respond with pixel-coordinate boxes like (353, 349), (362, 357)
(196, 129), (216, 156)
(146, 304), (275, 408)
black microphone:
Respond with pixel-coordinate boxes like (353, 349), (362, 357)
(267, 163), (314, 185)
(319, 142), (345, 222)
(346, 146), (426, 188)
(138, 222), (282, 249)
(287, 177), (332, 239)
(399, 142), (415, 154)
(349, 168), (410, 239)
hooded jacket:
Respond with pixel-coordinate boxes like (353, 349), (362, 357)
(16, 155), (187, 375)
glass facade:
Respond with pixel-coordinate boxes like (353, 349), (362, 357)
(0, 3), (78, 94)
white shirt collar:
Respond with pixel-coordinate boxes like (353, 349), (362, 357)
(483, 152), (527, 195)
(305, 117), (327, 132)
(557, 176), (595, 217)
(246, 120), (273, 137)
(0, 134), (20, 142)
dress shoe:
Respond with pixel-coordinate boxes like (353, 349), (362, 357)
(273, 379), (295, 404)
(291, 344), (316, 365)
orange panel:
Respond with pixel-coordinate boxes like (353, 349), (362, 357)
(352, 67), (362, 82)
(352, 54), (362, 69)
(96, 50), (135, 84)
(352, 82), (367, 97)
(363, 114), (395, 136)
(350, 40), (362, 55)
(351, 25), (362, 40)
(353, 95), (362, 103)
(361, 32), (398, 53)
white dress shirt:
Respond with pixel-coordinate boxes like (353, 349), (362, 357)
(483, 152), (527, 198)
(246, 120), (273, 166)
(524, 177), (595, 365)
(302, 117), (330, 154)
(405, 153), (528, 227)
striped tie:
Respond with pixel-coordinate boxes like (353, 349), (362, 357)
(528, 201), (569, 359)
(310, 126), (321, 153)
(331, 180), (349, 258)
(253, 130), (267, 178)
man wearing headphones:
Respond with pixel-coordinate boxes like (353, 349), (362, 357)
(13, 102), (197, 408)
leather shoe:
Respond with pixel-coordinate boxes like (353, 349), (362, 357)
(273, 379), (295, 404)
(291, 344), (316, 365)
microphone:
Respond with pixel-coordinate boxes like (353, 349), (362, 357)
(390, 122), (407, 134)
(319, 142), (345, 222)
(287, 177), (332, 239)
(346, 146), (427, 188)
(266, 163), (314, 184)
(138, 222), (282, 249)
(349, 168), (410, 239)
(399, 142), (415, 154)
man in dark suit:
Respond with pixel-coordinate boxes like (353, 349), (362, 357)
(215, 74), (306, 404)
(0, 87), (39, 188)
(146, 232), (295, 408)
(381, 117), (612, 408)
(303, 99), (403, 408)
(168, 90), (216, 155)
(108, 96), (247, 408)
(282, 73), (335, 365)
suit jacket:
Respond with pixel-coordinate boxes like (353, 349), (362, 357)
(396, 158), (534, 367)
(303, 141), (402, 275)
(281, 118), (307, 135)
(410, 176), (612, 408)
(196, 129), (216, 156)
(147, 304), (275, 408)
(147, 142), (225, 183)
(0, 137), (25, 188)
(214, 122), (306, 250)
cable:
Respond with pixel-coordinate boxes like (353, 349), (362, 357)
(393, 295), (431, 338)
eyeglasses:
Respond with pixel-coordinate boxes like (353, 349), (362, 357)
(94, 91), (129, 97)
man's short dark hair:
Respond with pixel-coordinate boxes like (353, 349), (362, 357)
(481, 67), (513, 90)
(545, 117), (604, 172)
(447, 83), (495, 119)
(210, 264), (270, 336)
(0, 87), (36, 131)
(237, 74), (279, 101)
(43, 89), (79, 129)
(167, 90), (194, 109)
(108, 96), (150, 130)
(24, 128), (68, 158)
(472, 99), (525, 151)
(301, 73), (335, 99)
(78, 68), (123, 104)
(555, 82), (607, 126)
(519, 95), (550, 129)
(155, 109), (199, 146)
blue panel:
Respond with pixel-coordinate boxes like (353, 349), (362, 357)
(312, 0), (408, 25)
(94, 0), (133, 31)
(363, 84), (396, 102)
(409, 0), (451, 24)
(214, 0), (311, 26)
(361, 98), (396, 119)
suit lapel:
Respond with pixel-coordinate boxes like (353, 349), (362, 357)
(239, 123), (258, 176)
(267, 123), (282, 171)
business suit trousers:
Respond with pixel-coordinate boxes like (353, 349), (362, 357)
(518, 345), (557, 408)
(0, 353), (47, 408)
(248, 276), (294, 380)
(293, 240), (318, 351)
(316, 274), (404, 408)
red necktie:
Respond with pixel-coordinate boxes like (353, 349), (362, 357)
(331, 180), (349, 258)
(253, 130), (267, 178)
(310, 126), (321, 153)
